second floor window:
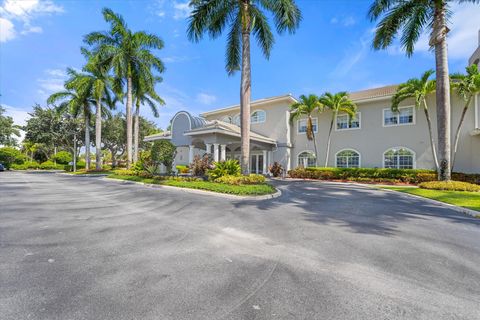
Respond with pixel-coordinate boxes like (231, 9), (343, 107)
(384, 106), (414, 126)
(251, 110), (266, 124)
(298, 118), (318, 134)
(336, 113), (360, 130)
(233, 114), (240, 126)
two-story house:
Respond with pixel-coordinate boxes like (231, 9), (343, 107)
(146, 38), (480, 174)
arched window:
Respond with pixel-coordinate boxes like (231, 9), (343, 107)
(232, 114), (240, 126)
(298, 151), (316, 168)
(384, 147), (415, 169)
(251, 110), (266, 124)
(221, 115), (233, 124)
(336, 149), (360, 168)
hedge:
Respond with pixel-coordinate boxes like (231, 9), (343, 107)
(287, 167), (480, 185)
(419, 181), (480, 192)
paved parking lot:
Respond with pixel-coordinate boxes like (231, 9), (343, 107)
(1, 171), (479, 319)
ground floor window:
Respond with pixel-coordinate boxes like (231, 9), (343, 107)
(298, 151), (316, 167)
(384, 147), (415, 169)
(336, 149), (360, 168)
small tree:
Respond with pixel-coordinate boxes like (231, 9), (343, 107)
(52, 151), (73, 165)
(151, 140), (176, 174)
(0, 147), (25, 169)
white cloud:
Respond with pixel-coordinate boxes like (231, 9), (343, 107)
(0, 0), (63, 42)
(0, 17), (15, 42)
(332, 29), (373, 77)
(330, 15), (356, 27)
(173, 1), (191, 20)
(36, 68), (67, 99)
(196, 93), (217, 105)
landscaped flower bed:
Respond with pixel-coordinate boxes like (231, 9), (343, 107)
(287, 167), (480, 185)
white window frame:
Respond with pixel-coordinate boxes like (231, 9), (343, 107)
(232, 114), (240, 126)
(251, 109), (266, 124)
(335, 149), (361, 168)
(297, 150), (317, 168)
(382, 147), (416, 169)
(335, 112), (361, 131)
(221, 115), (233, 124)
(297, 117), (318, 134)
(383, 106), (416, 127)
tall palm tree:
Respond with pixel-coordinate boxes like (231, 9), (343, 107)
(132, 75), (165, 162)
(66, 61), (115, 170)
(392, 70), (439, 171)
(47, 75), (95, 170)
(368, 0), (480, 180)
(450, 64), (480, 170)
(319, 92), (357, 167)
(84, 8), (165, 169)
(188, 0), (302, 175)
(289, 94), (323, 166)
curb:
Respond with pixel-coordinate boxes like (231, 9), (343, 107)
(102, 177), (282, 200)
(377, 187), (479, 218)
(56, 172), (109, 177)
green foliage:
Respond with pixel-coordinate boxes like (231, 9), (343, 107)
(0, 147), (25, 169)
(215, 174), (266, 185)
(39, 160), (64, 170)
(208, 160), (241, 181)
(10, 161), (40, 170)
(0, 106), (21, 146)
(268, 162), (284, 177)
(288, 167), (441, 184)
(113, 169), (136, 176)
(151, 140), (176, 173)
(176, 165), (190, 174)
(419, 181), (480, 192)
(52, 151), (73, 164)
(64, 160), (86, 172)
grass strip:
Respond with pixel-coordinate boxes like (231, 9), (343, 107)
(108, 174), (276, 196)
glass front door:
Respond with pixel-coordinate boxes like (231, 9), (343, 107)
(250, 154), (264, 174)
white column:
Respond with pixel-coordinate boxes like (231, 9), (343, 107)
(213, 143), (219, 162)
(188, 145), (194, 164)
(220, 145), (227, 161)
(205, 143), (211, 154)
(262, 150), (268, 174)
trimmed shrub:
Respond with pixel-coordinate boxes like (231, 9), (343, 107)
(113, 169), (137, 176)
(176, 165), (190, 174)
(10, 161), (40, 170)
(39, 160), (63, 170)
(419, 181), (480, 192)
(152, 176), (202, 182)
(52, 151), (73, 164)
(0, 147), (25, 169)
(268, 162), (284, 177)
(208, 160), (241, 181)
(216, 174), (266, 185)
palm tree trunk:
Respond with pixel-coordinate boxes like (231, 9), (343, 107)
(324, 118), (334, 167)
(95, 99), (102, 170)
(309, 116), (319, 167)
(133, 103), (140, 163)
(240, 18), (251, 175)
(451, 96), (472, 171)
(126, 76), (133, 169)
(84, 113), (91, 171)
(422, 101), (439, 171)
(432, 3), (451, 181)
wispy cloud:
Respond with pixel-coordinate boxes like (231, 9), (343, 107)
(196, 93), (217, 105)
(36, 68), (67, 100)
(162, 55), (196, 63)
(173, 1), (191, 20)
(0, 0), (63, 42)
(330, 15), (356, 27)
(332, 29), (373, 77)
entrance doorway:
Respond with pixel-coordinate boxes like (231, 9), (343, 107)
(250, 154), (264, 174)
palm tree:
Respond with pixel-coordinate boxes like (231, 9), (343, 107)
(450, 64), (480, 170)
(392, 70), (439, 171)
(84, 8), (165, 169)
(290, 94), (323, 166)
(132, 75), (165, 162)
(368, 0), (480, 180)
(188, 0), (301, 174)
(319, 92), (357, 167)
(66, 60), (115, 170)
(47, 75), (95, 170)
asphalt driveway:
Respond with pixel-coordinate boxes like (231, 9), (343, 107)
(1, 172), (479, 320)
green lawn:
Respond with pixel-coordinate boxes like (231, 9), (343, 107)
(381, 186), (480, 213)
(108, 174), (276, 196)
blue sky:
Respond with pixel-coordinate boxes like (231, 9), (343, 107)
(1, 0), (479, 133)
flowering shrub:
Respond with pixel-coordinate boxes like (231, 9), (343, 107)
(215, 174), (266, 185)
(419, 181), (480, 192)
